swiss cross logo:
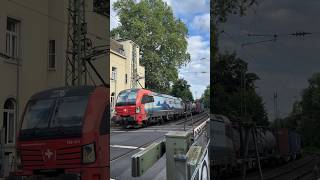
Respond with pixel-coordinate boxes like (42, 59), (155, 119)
(43, 149), (55, 161)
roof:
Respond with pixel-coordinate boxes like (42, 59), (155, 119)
(110, 38), (126, 57)
(30, 86), (96, 100)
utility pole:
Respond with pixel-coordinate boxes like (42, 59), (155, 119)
(274, 91), (281, 127)
(65, 0), (109, 87)
(65, 0), (88, 86)
(131, 43), (138, 88)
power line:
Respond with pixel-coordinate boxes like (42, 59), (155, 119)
(222, 31), (260, 63)
(241, 31), (320, 47)
(241, 38), (277, 47)
(7, 0), (108, 41)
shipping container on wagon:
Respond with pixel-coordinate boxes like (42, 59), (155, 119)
(289, 131), (302, 159)
(274, 128), (302, 161)
(275, 128), (290, 159)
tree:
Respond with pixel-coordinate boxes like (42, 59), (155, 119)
(171, 79), (193, 101)
(300, 73), (320, 147)
(111, 0), (190, 94)
(283, 73), (320, 147)
(212, 51), (268, 125)
(201, 86), (210, 108)
(210, 0), (259, 112)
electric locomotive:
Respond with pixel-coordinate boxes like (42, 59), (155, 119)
(113, 88), (185, 128)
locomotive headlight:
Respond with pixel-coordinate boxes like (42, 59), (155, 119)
(82, 143), (96, 164)
(136, 107), (141, 113)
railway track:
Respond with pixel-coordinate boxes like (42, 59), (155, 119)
(175, 111), (209, 126)
(238, 154), (320, 180)
(110, 134), (164, 163)
(110, 112), (209, 161)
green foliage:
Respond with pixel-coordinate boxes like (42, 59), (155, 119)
(212, 52), (268, 125)
(210, 0), (259, 112)
(201, 86), (210, 108)
(300, 73), (320, 147)
(171, 79), (193, 101)
(283, 73), (320, 148)
(111, 0), (190, 94)
(211, 0), (258, 24)
(272, 101), (302, 130)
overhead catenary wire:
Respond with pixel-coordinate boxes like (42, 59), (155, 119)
(242, 31), (320, 47)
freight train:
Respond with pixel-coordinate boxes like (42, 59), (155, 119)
(210, 114), (302, 176)
(113, 88), (205, 128)
(192, 99), (205, 114)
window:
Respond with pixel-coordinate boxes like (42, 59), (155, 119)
(116, 89), (138, 106)
(21, 96), (88, 130)
(6, 17), (20, 59)
(111, 92), (115, 108)
(125, 74), (128, 84)
(48, 40), (56, 69)
(51, 96), (88, 127)
(119, 47), (125, 56)
(111, 67), (117, 80)
(3, 99), (16, 144)
(93, 0), (108, 16)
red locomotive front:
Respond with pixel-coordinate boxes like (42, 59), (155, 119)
(11, 86), (110, 180)
(113, 89), (152, 128)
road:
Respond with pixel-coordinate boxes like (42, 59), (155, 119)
(110, 112), (209, 180)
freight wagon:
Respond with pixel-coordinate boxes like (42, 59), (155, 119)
(209, 114), (302, 176)
(192, 99), (205, 114)
(113, 88), (185, 128)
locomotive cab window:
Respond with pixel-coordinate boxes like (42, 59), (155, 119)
(141, 95), (154, 104)
(116, 89), (138, 106)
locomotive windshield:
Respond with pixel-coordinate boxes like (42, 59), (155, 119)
(21, 99), (55, 130)
(51, 96), (88, 127)
(20, 96), (88, 140)
(116, 89), (138, 106)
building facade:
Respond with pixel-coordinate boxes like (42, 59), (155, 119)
(110, 39), (145, 112)
(0, 0), (109, 176)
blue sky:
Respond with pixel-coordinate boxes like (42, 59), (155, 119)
(110, 0), (210, 99)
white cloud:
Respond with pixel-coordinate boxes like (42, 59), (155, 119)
(190, 63), (203, 69)
(191, 13), (210, 33)
(187, 36), (210, 61)
(162, 0), (172, 6)
(163, 0), (210, 18)
(179, 35), (210, 98)
(110, 0), (121, 30)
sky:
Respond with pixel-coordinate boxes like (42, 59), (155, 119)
(110, 0), (210, 100)
(218, 0), (320, 120)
